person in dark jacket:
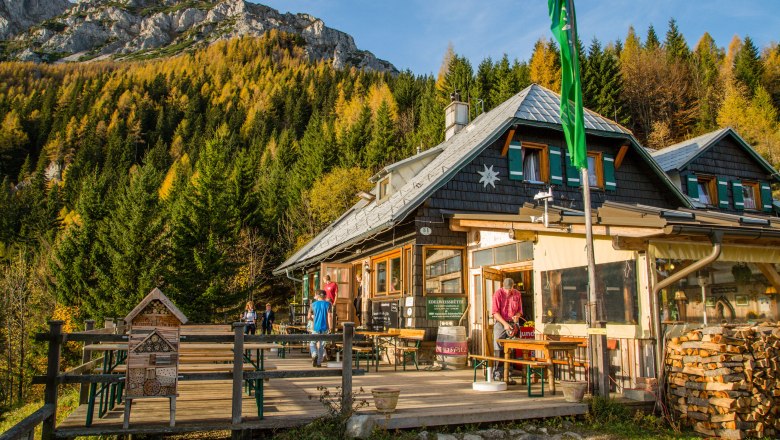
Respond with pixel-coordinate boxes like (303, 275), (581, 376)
(261, 303), (275, 334)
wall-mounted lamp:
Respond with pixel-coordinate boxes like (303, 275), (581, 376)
(765, 285), (778, 295)
(363, 261), (371, 273)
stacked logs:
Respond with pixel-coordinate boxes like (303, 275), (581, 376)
(665, 324), (780, 439)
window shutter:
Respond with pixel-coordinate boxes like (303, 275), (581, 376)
(603, 154), (617, 191)
(685, 174), (699, 200)
(717, 177), (729, 209)
(760, 181), (773, 212)
(548, 146), (563, 185)
(732, 180), (744, 210)
(507, 141), (523, 181)
(565, 152), (580, 187)
(302, 274), (310, 301)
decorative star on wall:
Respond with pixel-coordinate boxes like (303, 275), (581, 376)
(478, 164), (500, 189)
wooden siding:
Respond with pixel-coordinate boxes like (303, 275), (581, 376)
(680, 135), (773, 213)
(427, 125), (680, 214)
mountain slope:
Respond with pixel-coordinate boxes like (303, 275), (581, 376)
(1, 0), (396, 72)
(0, 0), (71, 39)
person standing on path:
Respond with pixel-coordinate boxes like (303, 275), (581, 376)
(242, 301), (258, 335)
(307, 290), (332, 367)
(261, 303), (275, 334)
(491, 278), (523, 382)
(353, 272), (363, 326)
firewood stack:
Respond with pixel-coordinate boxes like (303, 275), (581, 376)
(665, 324), (780, 439)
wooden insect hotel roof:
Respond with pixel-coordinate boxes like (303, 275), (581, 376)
(125, 288), (188, 325)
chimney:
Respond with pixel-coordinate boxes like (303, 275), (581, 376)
(444, 89), (469, 141)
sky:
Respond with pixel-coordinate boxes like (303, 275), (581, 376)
(255, 0), (780, 75)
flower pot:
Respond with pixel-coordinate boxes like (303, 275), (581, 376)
(371, 387), (400, 413)
(560, 381), (588, 403)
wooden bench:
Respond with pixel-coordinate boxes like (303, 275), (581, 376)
(395, 329), (425, 370)
(542, 336), (589, 381)
(468, 354), (551, 397)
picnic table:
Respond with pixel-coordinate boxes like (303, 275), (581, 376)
(497, 339), (580, 394)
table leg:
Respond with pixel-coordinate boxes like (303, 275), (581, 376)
(546, 349), (556, 394)
(568, 351), (575, 380)
(503, 345), (510, 383)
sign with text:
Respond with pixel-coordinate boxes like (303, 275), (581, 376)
(371, 300), (399, 331)
(426, 297), (466, 320)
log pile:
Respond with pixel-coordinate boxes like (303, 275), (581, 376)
(665, 324), (780, 439)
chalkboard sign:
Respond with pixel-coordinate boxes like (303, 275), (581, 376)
(371, 300), (399, 330)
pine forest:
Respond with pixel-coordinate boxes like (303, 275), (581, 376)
(2, 20), (780, 410)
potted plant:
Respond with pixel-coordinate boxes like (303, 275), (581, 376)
(559, 381), (588, 403)
(371, 387), (400, 413)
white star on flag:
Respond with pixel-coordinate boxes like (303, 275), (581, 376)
(477, 164), (500, 188)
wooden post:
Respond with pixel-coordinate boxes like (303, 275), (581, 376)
(341, 322), (354, 416)
(79, 319), (95, 404)
(42, 321), (63, 440)
(232, 323), (245, 426)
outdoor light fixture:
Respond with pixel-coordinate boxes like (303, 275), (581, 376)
(674, 289), (688, 301)
(765, 285), (778, 295)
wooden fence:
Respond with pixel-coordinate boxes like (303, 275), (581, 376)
(0, 321), (363, 440)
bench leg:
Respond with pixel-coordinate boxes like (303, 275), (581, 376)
(170, 397), (176, 427)
(123, 398), (132, 429)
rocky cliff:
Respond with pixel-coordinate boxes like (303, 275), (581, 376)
(1, 0), (396, 72)
(0, 0), (72, 40)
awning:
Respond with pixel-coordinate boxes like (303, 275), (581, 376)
(649, 242), (780, 263)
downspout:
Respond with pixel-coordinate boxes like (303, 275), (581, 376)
(285, 269), (303, 283)
(651, 232), (722, 388)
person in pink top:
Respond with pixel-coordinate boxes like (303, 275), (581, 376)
(323, 275), (338, 328)
(491, 278), (524, 382)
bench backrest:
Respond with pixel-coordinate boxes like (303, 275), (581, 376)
(398, 329), (425, 340)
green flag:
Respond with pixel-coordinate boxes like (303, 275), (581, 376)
(548, 0), (587, 169)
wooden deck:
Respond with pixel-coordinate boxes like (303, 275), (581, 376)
(56, 355), (588, 438)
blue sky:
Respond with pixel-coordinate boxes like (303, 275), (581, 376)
(255, 0), (780, 75)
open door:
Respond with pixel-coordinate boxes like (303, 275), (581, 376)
(481, 268), (504, 356)
(320, 262), (352, 328)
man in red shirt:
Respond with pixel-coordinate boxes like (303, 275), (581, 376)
(491, 278), (523, 382)
(323, 275), (338, 328)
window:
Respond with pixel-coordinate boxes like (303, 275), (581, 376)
(378, 176), (390, 200)
(743, 181), (760, 210)
(372, 249), (402, 296)
(424, 247), (464, 295)
(586, 152), (604, 188)
(541, 260), (638, 324)
(522, 143), (549, 183)
(470, 242), (533, 268)
(696, 176), (717, 206)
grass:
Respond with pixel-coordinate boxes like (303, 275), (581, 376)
(0, 386), (80, 437)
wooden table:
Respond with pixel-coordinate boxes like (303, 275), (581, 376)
(355, 331), (397, 371)
(497, 339), (581, 394)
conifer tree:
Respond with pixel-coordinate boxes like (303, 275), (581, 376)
(167, 126), (241, 322)
(734, 36), (764, 95)
(473, 58), (494, 110)
(492, 54), (519, 104)
(645, 25), (661, 51)
(664, 19), (690, 62)
(529, 40), (561, 91)
(691, 33), (724, 132)
(94, 162), (168, 316)
(366, 100), (397, 168)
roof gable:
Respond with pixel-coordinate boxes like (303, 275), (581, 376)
(125, 288), (188, 325)
(273, 84), (688, 274)
(651, 128), (779, 179)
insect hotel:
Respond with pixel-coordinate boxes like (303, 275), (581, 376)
(123, 288), (188, 428)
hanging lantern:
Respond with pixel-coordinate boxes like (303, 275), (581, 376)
(674, 289), (688, 301)
(765, 285), (778, 295)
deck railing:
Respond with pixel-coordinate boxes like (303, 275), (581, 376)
(1, 320), (362, 440)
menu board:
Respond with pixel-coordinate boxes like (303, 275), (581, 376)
(371, 300), (399, 330)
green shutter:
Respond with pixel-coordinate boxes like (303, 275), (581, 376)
(507, 141), (523, 181)
(302, 274), (310, 301)
(760, 181), (773, 212)
(685, 174), (699, 201)
(732, 180), (744, 210)
(603, 154), (616, 191)
(717, 177), (729, 209)
(549, 146), (563, 185)
(565, 153), (580, 187)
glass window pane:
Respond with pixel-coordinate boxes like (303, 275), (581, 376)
(376, 261), (387, 293)
(494, 243), (518, 265)
(518, 241), (534, 261)
(472, 249), (493, 267)
(390, 256), (401, 292)
(523, 149), (541, 182)
(425, 248), (463, 295)
(587, 156), (598, 187)
(743, 185), (757, 210)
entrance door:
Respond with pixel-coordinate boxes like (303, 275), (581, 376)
(481, 268), (504, 356)
(320, 263), (352, 328)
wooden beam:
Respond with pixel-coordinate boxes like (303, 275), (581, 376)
(614, 145), (629, 169)
(454, 218), (665, 238)
(500, 128), (516, 157)
(612, 236), (649, 251)
(511, 230), (538, 242)
(756, 263), (780, 293)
